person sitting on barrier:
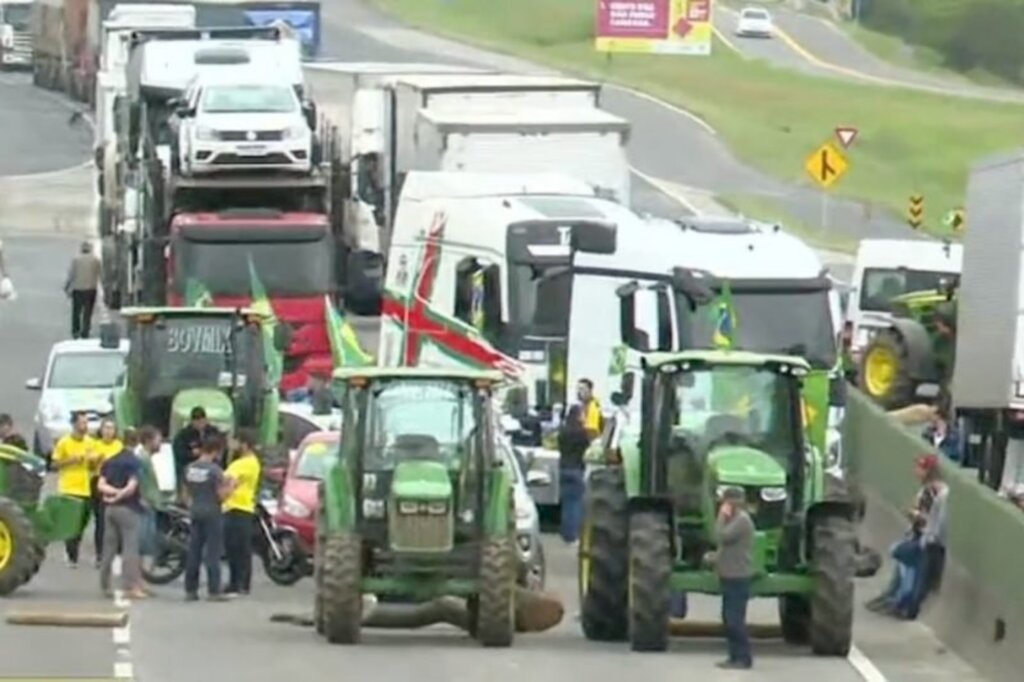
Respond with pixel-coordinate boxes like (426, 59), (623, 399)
(902, 454), (949, 620)
(865, 462), (936, 614)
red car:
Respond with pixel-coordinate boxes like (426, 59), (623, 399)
(272, 431), (338, 549)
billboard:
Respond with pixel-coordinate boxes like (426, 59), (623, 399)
(595, 0), (713, 55)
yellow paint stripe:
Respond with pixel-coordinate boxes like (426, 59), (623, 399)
(771, 25), (901, 87)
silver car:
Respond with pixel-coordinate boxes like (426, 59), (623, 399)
(26, 338), (129, 459)
(499, 437), (550, 590)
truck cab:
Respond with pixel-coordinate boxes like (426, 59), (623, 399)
(0, 0), (32, 70)
(165, 208), (334, 392)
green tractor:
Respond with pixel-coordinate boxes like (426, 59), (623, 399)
(0, 444), (90, 595)
(314, 367), (518, 647)
(857, 283), (958, 410)
(109, 307), (284, 449)
(578, 351), (856, 655)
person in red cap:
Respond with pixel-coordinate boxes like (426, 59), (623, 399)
(904, 453), (949, 618)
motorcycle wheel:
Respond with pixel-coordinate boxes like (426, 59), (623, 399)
(142, 519), (188, 585)
(261, 529), (307, 587)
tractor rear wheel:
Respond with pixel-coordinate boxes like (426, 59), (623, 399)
(0, 497), (38, 595)
(809, 515), (855, 656)
(627, 511), (671, 652)
(779, 595), (811, 645)
(858, 330), (916, 410)
(580, 467), (628, 642)
(321, 531), (363, 645)
(476, 536), (515, 647)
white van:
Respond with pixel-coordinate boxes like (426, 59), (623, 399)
(846, 239), (962, 362)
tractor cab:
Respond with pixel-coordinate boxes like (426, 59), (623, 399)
(112, 307), (280, 438)
(316, 366), (519, 646)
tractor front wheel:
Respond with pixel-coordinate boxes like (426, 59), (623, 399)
(476, 536), (515, 647)
(809, 515), (855, 656)
(627, 511), (672, 652)
(859, 330), (916, 409)
(580, 467), (628, 642)
(0, 497), (38, 595)
(321, 531), (363, 644)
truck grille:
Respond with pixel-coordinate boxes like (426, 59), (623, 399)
(212, 153), (292, 165)
(218, 130), (284, 142)
(389, 511), (453, 553)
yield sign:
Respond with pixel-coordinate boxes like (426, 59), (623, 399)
(835, 126), (858, 148)
(673, 18), (692, 38)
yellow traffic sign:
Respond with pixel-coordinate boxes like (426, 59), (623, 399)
(804, 142), (848, 189)
(908, 194), (924, 229)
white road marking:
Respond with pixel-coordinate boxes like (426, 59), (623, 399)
(606, 84), (718, 136)
(114, 661), (134, 679)
(110, 555), (134, 680)
(849, 644), (890, 682)
(113, 624), (131, 645)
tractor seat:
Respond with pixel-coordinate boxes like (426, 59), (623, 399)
(389, 433), (441, 461)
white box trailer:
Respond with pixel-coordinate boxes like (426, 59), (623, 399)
(301, 61), (493, 162)
(409, 107), (631, 204)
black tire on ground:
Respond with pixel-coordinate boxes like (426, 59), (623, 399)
(321, 531), (362, 644)
(0, 497), (39, 595)
(313, 498), (326, 635)
(580, 467), (628, 642)
(809, 515), (855, 656)
(627, 511), (672, 652)
(779, 595), (811, 645)
(476, 536), (515, 647)
(857, 329), (916, 410)
(29, 542), (45, 578)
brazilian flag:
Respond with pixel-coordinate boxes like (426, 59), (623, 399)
(711, 280), (738, 350)
(247, 258), (283, 386)
(324, 295), (374, 367)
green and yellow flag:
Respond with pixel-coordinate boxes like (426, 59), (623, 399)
(710, 280), (738, 350)
(184, 278), (213, 307)
(324, 295), (373, 367)
(248, 258), (283, 386)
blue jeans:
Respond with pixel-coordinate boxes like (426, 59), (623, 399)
(138, 508), (157, 556)
(559, 467), (585, 543)
(184, 514), (223, 596)
(721, 578), (753, 666)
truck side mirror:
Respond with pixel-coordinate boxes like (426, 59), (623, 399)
(655, 287), (673, 351)
(617, 281), (647, 351)
(611, 372), (635, 406)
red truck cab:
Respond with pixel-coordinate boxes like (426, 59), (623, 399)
(166, 209), (334, 393)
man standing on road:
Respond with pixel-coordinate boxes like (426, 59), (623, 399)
(173, 407), (221, 495)
(97, 436), (147, 600)
(557, 378), (602, 545)
(183, 433), (232, 602)
(0, 413), (28, 450)
(52, 411), (97, 567)
(222, 428), (261, 597)
(64, 240), (102, 339)
(714, 486), (755, 670)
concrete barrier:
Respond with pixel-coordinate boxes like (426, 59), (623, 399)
(845, 389), (1024, 682)
(0, 164), (94, 235)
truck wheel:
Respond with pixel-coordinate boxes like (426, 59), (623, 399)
(858, 330), (915, 409)
(476, 535), (515, 647)
(809, 515), (855, 656)
(0, 497), (38, 595)
(321, 531), (362, 644)
(779, 595), (810, 644)
(579, 467), (628, 641)
(627, 511), (671, 652)
(313, 501), (327, 635)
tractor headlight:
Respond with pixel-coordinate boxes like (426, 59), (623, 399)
(760, 487), (787, 502)
(426, 501), (448, 515)
(398, 500), (419, 515)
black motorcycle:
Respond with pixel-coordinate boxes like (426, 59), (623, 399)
(141, 494), (311, 587)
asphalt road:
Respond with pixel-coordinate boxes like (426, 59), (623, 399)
(715, 5), (1024, 103)
(0, 72), (93, 177)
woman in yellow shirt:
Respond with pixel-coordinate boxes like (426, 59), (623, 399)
(52, 411), (97, 567)
(89, 419), (123, 566)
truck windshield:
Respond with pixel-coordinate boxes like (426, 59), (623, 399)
(362, 380), (479, 471)
(859, 268), (958, 313)
(136, 318), (264, 398)
(1, 5), (31, 29)
(664, 365), (799, 466)
(174, 235), (333, 298)
(681, 288), (837, 369)
(507, 264), (572, 339)
(201, 85), (297, 113)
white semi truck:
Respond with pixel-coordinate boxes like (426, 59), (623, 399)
(0, 0), (32, 69)
(952, 149), (1024, 491)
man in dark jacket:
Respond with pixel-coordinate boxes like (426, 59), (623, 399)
(0, 413), (28, 450)
(556, 379), (602, 545)
(172, 407), (222, 495)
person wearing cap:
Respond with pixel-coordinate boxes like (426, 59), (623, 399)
(64, 240), (102, 339)
(712, 486), (755, 670)
(172, 407), (222, 497)
(903, 453), (948, 619)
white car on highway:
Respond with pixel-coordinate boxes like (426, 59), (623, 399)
(735, 6), (774, 38)
(173, 71), (314, 176)
(25, 338), (129, 459)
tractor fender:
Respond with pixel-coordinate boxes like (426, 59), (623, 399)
(887, 318), (941, 382)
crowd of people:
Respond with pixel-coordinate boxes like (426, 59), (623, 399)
(3, 407), (262, 602)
